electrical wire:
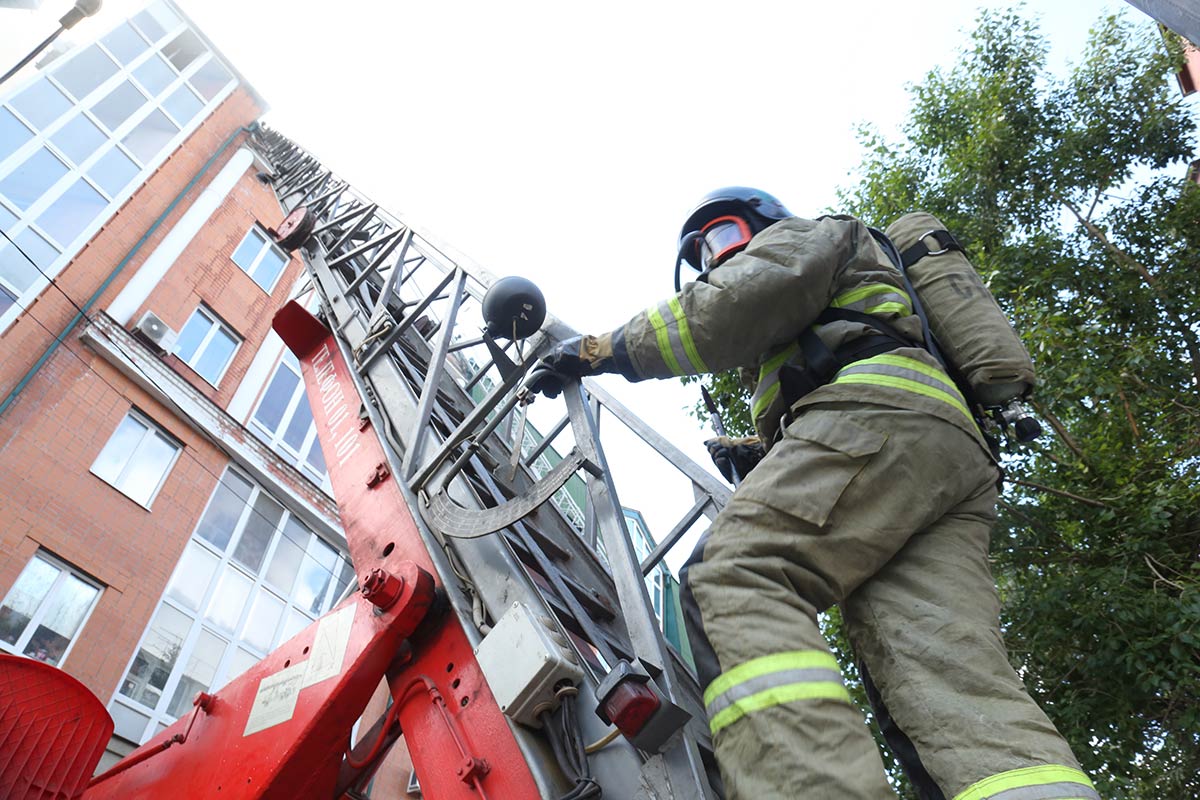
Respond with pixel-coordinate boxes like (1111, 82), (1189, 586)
(539, 685), (602, 799)
(0, 227), (350, 590)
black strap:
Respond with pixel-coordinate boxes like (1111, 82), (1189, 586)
(899, 229), (964, 268)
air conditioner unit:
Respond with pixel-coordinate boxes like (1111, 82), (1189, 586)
(133, 311), (177, 352)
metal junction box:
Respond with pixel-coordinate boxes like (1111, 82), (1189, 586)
(475, 601), (584, 727)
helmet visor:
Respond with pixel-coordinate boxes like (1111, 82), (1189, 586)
(698, 216), (753, 269)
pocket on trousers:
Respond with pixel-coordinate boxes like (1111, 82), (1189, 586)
(739, 411), (887, 528)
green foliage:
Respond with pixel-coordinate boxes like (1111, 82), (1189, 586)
(691, 9), (1200, 797)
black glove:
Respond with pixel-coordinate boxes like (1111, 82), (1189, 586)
(526, 336), (613, 398)
(705, 436), (765, 484)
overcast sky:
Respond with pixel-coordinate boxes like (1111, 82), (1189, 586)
(1, 0), (1167, 572)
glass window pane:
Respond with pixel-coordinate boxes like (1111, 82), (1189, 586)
(0, 227), (59, 294)
(166, 629), (225, 718)
(164, 30), (205, 72)
(54, 45), (118, 101)
(280, 608), (311, 643)
(0, 557), (59, 645)
(11, 79), (71, 130)
(23, 574), (99, 665)
(92, 414), (147, 485)
(190, 58), (232, 101)
(305, 437), (327, 480)
(282, 395), (313, 452)
(131, 6), (175, 43)
(195, 471), (253, 551)
(296, 538), (337, 615)
(331, 559), (355, 607)
(0, 284), (15, 317)
(109, 702), (150, 742)
(232, 493), (283, 574)
(253, 364), (300, 433)
(222, 648), (258, 687)
(133, 54), (175, 98)
(35, 177), (107, 246)
(0, 147), (68, 211)
(118, 429), (177, 506)
(252, 248), (288, 292)
(122, 109), (177, 164)
(175, 308), (212, 363)
(89, 147), (139, 197)
(193, 326), (237, 384)
(266, 518), (309, 594)
(241, 589), (284, 652)
(231, 229), (266, 270)
(102, 22), (149, 65)
(204, 565), (251, 633)
(50, 115), (107, 167)
(0, 108), (33, 163)
(91, 81), (147, 133)
(163, 85), (203, 127)
(165, 542), (219, 612)
(121, 604), (191, 708)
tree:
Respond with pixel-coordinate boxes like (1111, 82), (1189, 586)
(690, 10), (1200, 798)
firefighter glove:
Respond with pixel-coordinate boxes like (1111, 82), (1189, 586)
(527, 335), (615, 398)
(705, 436), (765, 484)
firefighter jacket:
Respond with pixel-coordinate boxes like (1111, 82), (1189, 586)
(608, 215), (991, 455)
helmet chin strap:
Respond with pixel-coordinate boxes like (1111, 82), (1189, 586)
(674, 230), (707, 292)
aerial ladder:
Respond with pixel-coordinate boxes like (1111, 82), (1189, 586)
(8, 125), (733, 799)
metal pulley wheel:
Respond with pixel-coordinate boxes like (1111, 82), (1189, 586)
(275, 206), (316, 251)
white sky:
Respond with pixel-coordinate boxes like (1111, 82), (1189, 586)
(0, 0), (1160, 573)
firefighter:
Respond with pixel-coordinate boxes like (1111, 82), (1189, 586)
(528, 188), (1095, 800)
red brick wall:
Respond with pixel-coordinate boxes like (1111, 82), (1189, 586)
(0, 342), (230, 700)
(0, 87), (273, 701)
(125, 157), (305, 408)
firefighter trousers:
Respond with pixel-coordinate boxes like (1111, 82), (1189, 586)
(681, 404), (1094, 800)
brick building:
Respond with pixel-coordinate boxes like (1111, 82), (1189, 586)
(0, 0), (357, 774)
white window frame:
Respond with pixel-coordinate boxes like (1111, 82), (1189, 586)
(231, 226), (290, 293)
(0, 2), (238, 336)
(248, 351), (330, 491)
(108, 467), (353, 744)
(175, 304), (241, 387)
(407, 770), (422, 796)
(90, 408), (182, 508)
(0, 551), (103, 667)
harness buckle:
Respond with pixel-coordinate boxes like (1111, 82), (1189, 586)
(917, 229), (953, 256)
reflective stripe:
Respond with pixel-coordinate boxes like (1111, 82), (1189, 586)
(832, 354), (973, 424)
(647, 299), (707, 376)
(668, 297), (709, 373)
(750, 342), (799, 419)
(831, 284), (913, 316)
(647, 304), (685, 376)
(953, 766), (1099, 800)
(703, 651), (849, 735)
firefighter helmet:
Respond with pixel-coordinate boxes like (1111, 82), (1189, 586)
(677, 187), (793, 273)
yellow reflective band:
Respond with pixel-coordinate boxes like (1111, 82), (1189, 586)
(709, 682), (851, 735)
(953, 765), (1097, 800)
(831, 284), (912, 309)
(647, 305), (685, 376)
(834, 373), (974, 425)
(704, 650), (840, 706)
(859, 353), (958, 390)
(863, 301), (911, 316)
(760, 342), (800, 376)
(668, 297), (709, 373)
(751, 383), (780, 419)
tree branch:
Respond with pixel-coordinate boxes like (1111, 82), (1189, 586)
(1060, 197), (1200, 389)
(1030, 401), (1089, 463)
(1009, 478), (1111, 508)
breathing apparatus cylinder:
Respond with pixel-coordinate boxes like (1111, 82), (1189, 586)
(885, 212), (1039, 440)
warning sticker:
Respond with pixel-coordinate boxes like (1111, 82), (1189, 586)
(303, 604), (355, 688)
(243, 661), (306, 736)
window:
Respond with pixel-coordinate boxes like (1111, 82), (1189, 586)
(175, 306), (240, 385)
(1, 225), (59, 299)
(407, 770), (422, 795)
(91, 410), (181, 506)
(231, 227), (289, 292)
(0, 147), (69, 211)
(109, 469), (353, 743)
(10, 78), (71, 130)
(249, 351), (329, 486)
(53, 44), (118, 101)
(0, 552), (102, 667)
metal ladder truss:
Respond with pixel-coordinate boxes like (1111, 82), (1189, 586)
(252, 126), (731, 799)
